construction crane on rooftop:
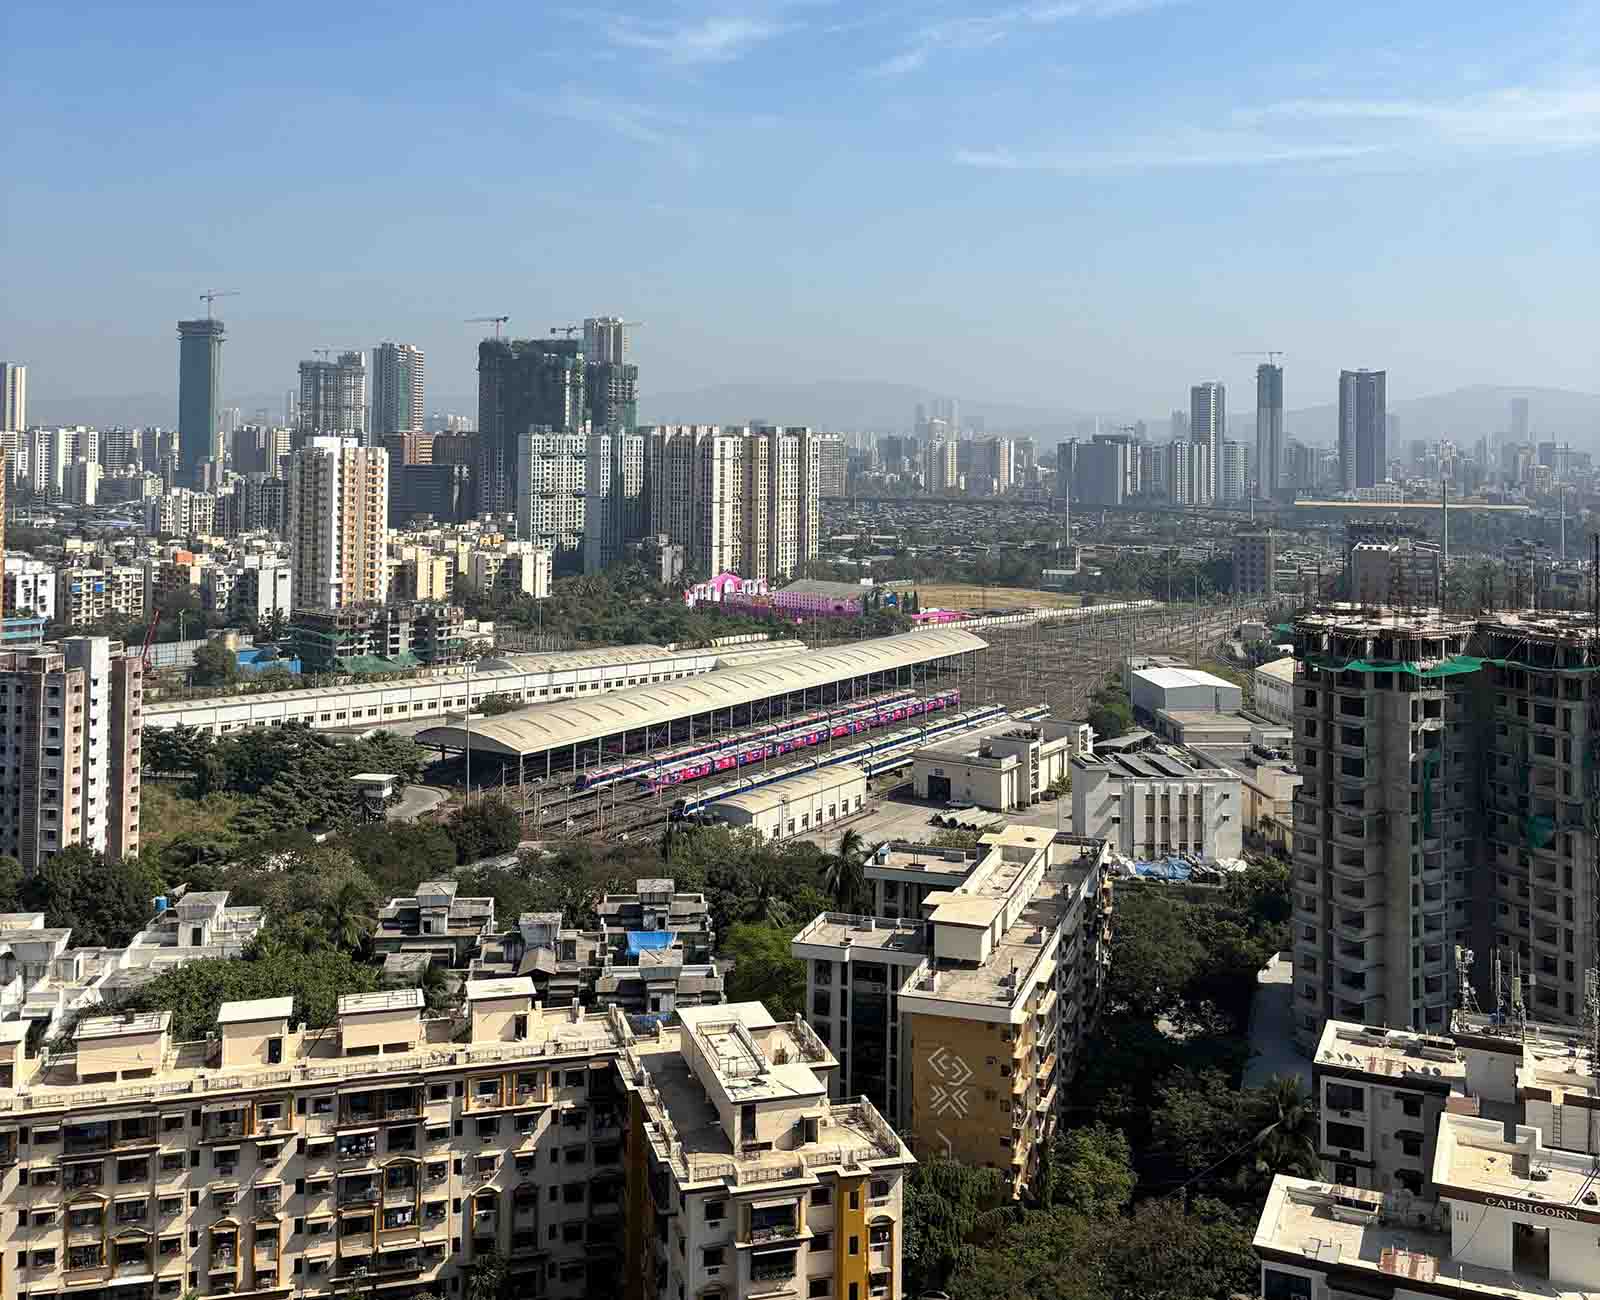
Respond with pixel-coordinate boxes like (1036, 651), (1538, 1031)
(1235, 349), (1286, 365)
(550, 326), (580, 338)
(466, 315), (510, 339)
(199, 289), (238, 319)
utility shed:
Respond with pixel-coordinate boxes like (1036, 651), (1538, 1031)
(1129, 666), (1241, 718)
(707, 765), (867, 842)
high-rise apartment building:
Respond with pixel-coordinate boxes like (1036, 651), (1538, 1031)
(585, 358), (637, 435)
(478, 338), (585, 515)
(1190, 381), (1225, 501)
(1232, 529), (1276, 596)
(1338, 369), (1387, 490)
(0, 637), (142, 868)
(792, 828), (1112, 1198)
(1255, 362), (1283, 497)
(583, 431), (645, 574)
(816, 432), (848, 498)
(297, 352), (368, 443)
(743, 426), (818, 582)
(370, 342), (425, 437)
(0, 362), (25, 431)
(695, 428), (746, 576)
(1511, 395), (1530, 442)
(582, 316), (629, 363)
(1164, 439), (1212, 506)
(516, 431), (587, 557)
(1288, 606), (1600, 1055)
(922, 438), (957, 494)
(286, 437), (389, 609)
(1219, 440), (1249, 506)
(177, 318), (225, 487)
(1072, 438), (1128, 506)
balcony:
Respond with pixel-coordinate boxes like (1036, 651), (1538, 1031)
(746, 1218), (801, 1246)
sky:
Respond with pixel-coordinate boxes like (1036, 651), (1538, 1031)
(2, 0), (1598, 421)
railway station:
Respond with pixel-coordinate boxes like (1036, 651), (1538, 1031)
(414, 627), (986, 785)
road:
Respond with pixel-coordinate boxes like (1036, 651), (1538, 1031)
(388, 784), (451, 822)
(1244, 953), (1310, 1089)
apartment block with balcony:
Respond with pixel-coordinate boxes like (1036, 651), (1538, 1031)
(620, 1002), (912, 1300)
(0, 982), (639, 1300)
(792, 830), (1113, 1198)
(373, 881), (496, 971)
(1290, 606), (1600, 1055)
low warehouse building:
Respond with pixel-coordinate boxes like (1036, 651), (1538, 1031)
(1128, 665), (1241, 719)
(911, 717), (1082, 810)
(706, 764), (868, 841)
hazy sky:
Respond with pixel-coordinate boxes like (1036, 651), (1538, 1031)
(3, 0), (1597, 419)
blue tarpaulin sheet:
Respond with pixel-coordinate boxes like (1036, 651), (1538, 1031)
(1132, 857), (1194, 881)
(626, 930), (676, 956)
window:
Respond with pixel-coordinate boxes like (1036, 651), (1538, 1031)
(812, 1231), (832, 1252)
(809, 1187), (831, 1208)
(809, 1283), (830, 1299)
(704, 1200), (724, 1223)
(1324, 1083), (1364, 1113)
(702, 1247), (725, 1268)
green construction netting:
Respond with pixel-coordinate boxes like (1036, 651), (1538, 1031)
(1303, 653), (1490, 678)
(1272, 623), (1294, 637)
(1524, 814), (1557, 849)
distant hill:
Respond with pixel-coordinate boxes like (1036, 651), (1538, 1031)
(1243, 385), (1600, 447)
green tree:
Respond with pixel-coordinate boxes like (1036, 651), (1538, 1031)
(1104, 890), (1204, 1022)
(464, 1249), (508, 1300)
(822, 829), (869, 911)
(902, 1159), (1015, 1297)
(1049, 1123), (1135, 1217)
(446, 798), (522, 864)
(1249, 1075), (1320, 1180)
(1086, 675), (1134, 741)
(189, 639), (240, 687)
(19, 847), (159, 948)
(722, 924), (807, 1018)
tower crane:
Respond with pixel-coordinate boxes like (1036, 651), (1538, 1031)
(550, 326), (581, 337)
(1235, 350), (1286, 365)
(465, 316), (510, 339)
(199, 289), (239, 319)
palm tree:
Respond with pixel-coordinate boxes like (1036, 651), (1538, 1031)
(324, 881), (374, 955)
(1250, 1075), (1319, 1179)
(823, 830), (870, 912)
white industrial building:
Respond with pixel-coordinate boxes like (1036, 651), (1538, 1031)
(1071, 747), (1241, 860)
(1128, 664), (1242, 719)
(910, 717), (1090, 810)
(1252, 654), (1296, 724)
(706, 764), (867, 840)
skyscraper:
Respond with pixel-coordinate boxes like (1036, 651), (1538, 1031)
(297, 352), (368, 443)
(0, 363), (26, 432)
(1190, 381), (1225, 501)
(1338, 369), (1387, 490)
(177, 318), (225, 486)
(585, 357), (638, 434)
(477, 338), (584, 516)
(582, 316), (630, 364)
(286, 437), (388, 610)
(583, 432), (646, 574)
(1510, 396), (1530, 442)
(370, 342), (425, 437)
(1219, 440), (1249, 506)
(1255, 363), (1283, 498)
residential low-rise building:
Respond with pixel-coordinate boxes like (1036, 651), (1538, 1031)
(3, 556), (55, 621)
(55, 567), (145, 626)
(230, 555), (293, 623)
(374, 880), (497, 969)
(792, 828), (1113, 1197)
(1072, 747), (1242, 860)
(620, 1002), (913, 1300)
(911, 717), (1082, 810)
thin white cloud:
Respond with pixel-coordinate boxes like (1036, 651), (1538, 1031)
(604, 13), (784, 65)
(957, 83), (1600, 172)
(869, 0), (1173, 78)
(547, 90), (702, 167)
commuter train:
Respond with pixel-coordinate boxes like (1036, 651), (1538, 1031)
(669, 703), (1012, 819)
(572, 688), (958, 793)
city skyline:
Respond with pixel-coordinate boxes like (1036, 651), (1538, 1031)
(3, 1), (1597, 416)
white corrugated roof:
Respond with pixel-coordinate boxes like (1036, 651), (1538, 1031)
(1133, 666), (1239, 691)
(708, 764), (868, 815)
(415, 628), (986, 758)
(1255, 657), (1296, 682)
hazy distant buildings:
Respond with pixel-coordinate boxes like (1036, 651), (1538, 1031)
(1511, 395), (1530, 442)
(1165, 439), (1212, 506)
(923, 438), (958, 493)
(1219, 440), (1249, 506)
(0, 362), (25, 432)
(370, 342), (425, 437)
(298, 352), (368, 443)
(816, 432), (848, 498)
(1190, 381), (1225, 501)
(1338, 368), (1387, 490)
(1072, 438), (1128, 506)
(1255, 363), (1283, 497)
(477, 338), (584, 515)
(177, 318), (225, 487)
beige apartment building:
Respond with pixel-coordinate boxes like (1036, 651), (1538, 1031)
(792, 828), (1113, 1197)
(0, 988), (908, 1300)
(620, 1002), (912, 1300)
(55, 569), (145, 628)
(286, 437), (389, 611)
(0, 638), (142, 869)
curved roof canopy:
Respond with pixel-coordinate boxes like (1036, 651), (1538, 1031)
(415, 628), (986, 758)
